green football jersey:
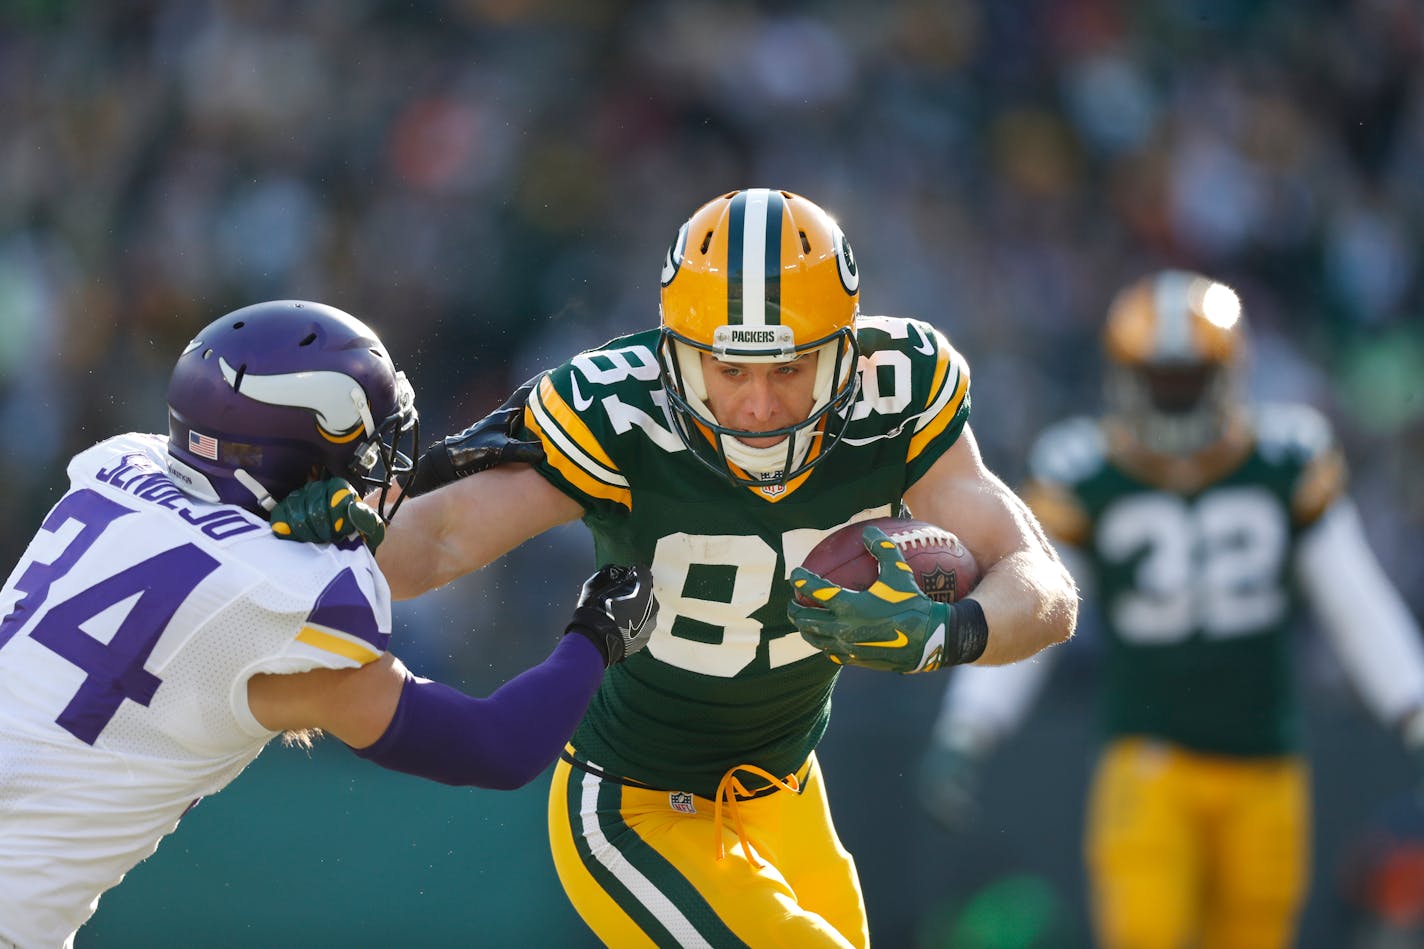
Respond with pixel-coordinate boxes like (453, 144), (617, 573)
(518, 315), (970, 796)
(1023, 404), (1347, 756)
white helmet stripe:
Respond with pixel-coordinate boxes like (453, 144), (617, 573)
(1153, 270), (1193, 359)
(740, 188), (771, 327)
(219, 357), (368, 436)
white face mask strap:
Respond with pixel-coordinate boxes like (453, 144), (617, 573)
(234, 468), (277, 512)
(674, 341), (707, 402)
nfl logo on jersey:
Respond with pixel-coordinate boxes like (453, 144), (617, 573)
(669, 791), (697, 814)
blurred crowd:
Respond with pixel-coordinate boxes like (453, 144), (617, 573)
(3, 0), (1423, 651)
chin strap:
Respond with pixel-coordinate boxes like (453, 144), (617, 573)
(233, 468), (276, 512)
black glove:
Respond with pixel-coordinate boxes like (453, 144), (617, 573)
(404, 375), (546, 497)
(270, 478), (386, 551)
(565, 564), (658, 668)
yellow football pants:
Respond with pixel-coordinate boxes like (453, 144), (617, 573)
(1085, 738), (1310, 949)
(548, 749), (868, 948)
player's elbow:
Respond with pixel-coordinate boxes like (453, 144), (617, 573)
(1034, 564), (1079, 649)
(472, 760), (549, 791)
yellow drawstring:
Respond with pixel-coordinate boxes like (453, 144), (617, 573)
(712, 764), (801, 868)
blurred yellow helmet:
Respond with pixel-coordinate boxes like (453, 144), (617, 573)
(1103, 270), (1249, 455)
(657, 189), (861, 487)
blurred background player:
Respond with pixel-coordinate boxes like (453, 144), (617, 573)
(0, 300), (657, 949)
(919, 270), (1424, 949)
(274, 188), (1078, 946)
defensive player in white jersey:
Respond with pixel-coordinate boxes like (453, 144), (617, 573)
(273, 191), (1079, 946)
(0, 301), (658, 949)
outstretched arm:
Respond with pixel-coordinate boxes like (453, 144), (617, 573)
(247, 564), (658, 790)
(904, 423), (1078, 665)
(375, 465), (584, 600)
(1298, 499), (1424, 763)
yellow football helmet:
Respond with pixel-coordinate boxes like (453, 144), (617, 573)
(1102, 270), (1249, 455)
(657, 189), (861, 487)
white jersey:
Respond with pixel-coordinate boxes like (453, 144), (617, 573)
(0, 434), (391, 948)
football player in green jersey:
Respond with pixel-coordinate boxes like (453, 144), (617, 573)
(919, 270), (1424, 949)
(272, 189), (1077, 946)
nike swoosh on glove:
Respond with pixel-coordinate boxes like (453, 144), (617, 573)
(787, 525), (986, 673)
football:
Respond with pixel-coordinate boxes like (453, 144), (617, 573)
(795, 516), (980, 606)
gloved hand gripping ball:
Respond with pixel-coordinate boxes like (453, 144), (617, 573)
(788, 525), (988, 673)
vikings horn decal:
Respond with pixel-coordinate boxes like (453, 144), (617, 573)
(218, 357), (371, 442)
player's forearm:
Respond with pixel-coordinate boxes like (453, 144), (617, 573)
(352, 634), (604, 789)
(372, 489), (468, 598)
(376, 468), (579, 599)
(1300, 500), (1424, 724)
(966, 548), (1077, 665)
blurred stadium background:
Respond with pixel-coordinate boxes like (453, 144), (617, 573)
(4, 0), (1421, 946)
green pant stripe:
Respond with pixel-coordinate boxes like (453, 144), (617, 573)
(563, 765), (744, 948)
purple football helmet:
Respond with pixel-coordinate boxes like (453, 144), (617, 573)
(166, 300), (418, 519)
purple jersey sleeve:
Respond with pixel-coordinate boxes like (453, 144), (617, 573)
(352, 633), (603, 789)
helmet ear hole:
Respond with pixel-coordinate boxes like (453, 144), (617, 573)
(299, 333), (317, 347)
(798, 230), (811, 254)
(699, 230), (714, 254)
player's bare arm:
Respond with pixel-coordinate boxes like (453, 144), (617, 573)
(374, 465), (584, 600)
(903, 422), (1077, 665)
(248, 652), (408, 747)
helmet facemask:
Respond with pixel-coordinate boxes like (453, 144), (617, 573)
(1103, 271), (1247, 457)
(345, 370), (419, 522)
(1107, 361), (1239, 455)
(657, 326), (859, 486)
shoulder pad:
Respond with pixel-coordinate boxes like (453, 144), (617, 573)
(852, 316), (971, 464)
(855, 315), (956, 363)
(1028, 417), (1107, 487)
(1253, 402), (1336, 464)
(1253, 403), (1348, 525)
(524, 332), (674, 511)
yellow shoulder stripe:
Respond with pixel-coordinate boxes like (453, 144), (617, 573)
(295, 625), (380, 666)
(1292, 448), (1346, 526)
(526, 408), (632, 510)
(526, 384), (632, 510)
(536, 376), (618, 471)
(908, 357), (969, 461)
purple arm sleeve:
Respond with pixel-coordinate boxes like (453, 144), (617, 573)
(351, 634), (603, 789)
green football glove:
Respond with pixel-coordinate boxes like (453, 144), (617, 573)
(787, 526), (988, 674)
(270, 478), (386, 551)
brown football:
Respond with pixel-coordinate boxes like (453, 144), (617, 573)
(795, 516), (980, 606)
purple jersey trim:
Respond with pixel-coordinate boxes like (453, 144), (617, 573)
(306, 567), (388, 652)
